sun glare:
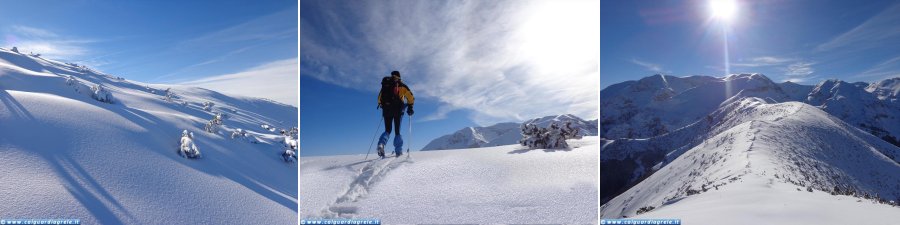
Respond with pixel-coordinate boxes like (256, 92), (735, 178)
(709, 0), (738, 24)
(515, 0), (599, 75)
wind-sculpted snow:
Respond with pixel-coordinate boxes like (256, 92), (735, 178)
(0, 48), (297, 224)
(300, 138), (599, 224)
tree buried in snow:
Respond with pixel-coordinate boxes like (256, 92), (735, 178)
(164, 88), (177, 102)
(178, 130), (201, 158)
(202, 101), (215, 111)
(91, 84), (113, 103)
(204, 113), (224, 133)
(230, 128), (260, 144)
(282, 149), (297, 163)
(282, 132), (298, 163)
(520, 121), (582, 149)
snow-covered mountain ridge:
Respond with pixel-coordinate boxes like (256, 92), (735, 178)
(0, 47), (298, 224)
(601, 73), (900, 147)
(600, 73), (900, 223)
(601, 97), (900, 222)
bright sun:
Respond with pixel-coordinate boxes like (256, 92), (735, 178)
(709, 0), (738, 23)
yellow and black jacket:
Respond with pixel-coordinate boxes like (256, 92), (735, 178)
(378, 77), (414, 109)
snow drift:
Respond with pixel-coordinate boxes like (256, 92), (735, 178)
(300, 137), (599, 224)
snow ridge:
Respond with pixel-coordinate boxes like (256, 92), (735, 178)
(600, 97), (900, 221)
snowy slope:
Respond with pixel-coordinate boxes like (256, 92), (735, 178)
(0, 48), (298, 224)
(807, 79), (900, 147)
(422, 114), (598, 151)
(600, 98), (900, 222)
(866, 77), (900, 103)
(420, 122), (521, 150)
(299, 137), (599, 224)
(635, 175), (900, 224)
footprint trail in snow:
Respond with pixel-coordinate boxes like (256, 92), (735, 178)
(321, 156), (412, 218)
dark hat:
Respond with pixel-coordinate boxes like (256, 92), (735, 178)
(391, 71), (401, 77)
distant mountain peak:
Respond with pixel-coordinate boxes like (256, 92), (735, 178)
(421, 115), (598, 151)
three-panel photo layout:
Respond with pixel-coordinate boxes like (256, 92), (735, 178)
(1, 0), (898, 224)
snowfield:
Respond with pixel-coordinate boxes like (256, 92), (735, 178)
(300, 137), (599, 224)
(0, 48), (297, 224)
(636, 173), (900, 224)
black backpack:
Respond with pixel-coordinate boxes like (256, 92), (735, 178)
(380, 76), (400, 106)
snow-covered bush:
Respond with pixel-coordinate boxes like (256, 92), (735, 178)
(64, 76), (92, 95)
(229, 128), (259, 143)
(91, 84), (113, 103)
(178, 130), (201, 158)
(231, 128), (246, 139)
(204, 113), (226, 133)
(289, 127), (298, 139)
(282, 149), (297, 162)
(65, 75), (77, 86)
(202, 101), (215, 111)
(284, 136), (298, 150)
(261, 124), (276, 132)
(164, 88), (176, 102)
(519, 121), (581, 149)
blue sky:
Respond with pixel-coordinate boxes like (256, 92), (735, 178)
(301, 0), (600, 156)
(0, 0), (298, 106)
(601, 0), (900, 89)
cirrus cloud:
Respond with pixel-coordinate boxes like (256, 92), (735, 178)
(301, 0), (599, 125)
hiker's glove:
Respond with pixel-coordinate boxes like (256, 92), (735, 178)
(377, 104), (382, 109)
(407, 104), (414, 116)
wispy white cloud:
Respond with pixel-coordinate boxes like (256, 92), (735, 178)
(2, 25), (95, 59)
(419, 105), (459, 122)
(785, 62), (815, 76)
(782, 61), (817, 82)
(301, 0), (599, 125)
(732, 56), (818, 82)
(732, 56), (794, 67)
(11, 25), (58, 38)
(855, 55), (900, 80)
(630, 58), (666, 73)
(154, 8), (297, 82)
(815, 3), (900, 52)
(180, 8), (297, 48)
(156, 44), (262, 82)
(180, 58), (298, 107)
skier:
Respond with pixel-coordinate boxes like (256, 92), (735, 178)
(179, 130), (201, 158)
(376, 71), (415, 158)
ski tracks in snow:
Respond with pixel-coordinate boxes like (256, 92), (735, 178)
(320, 156), (412, 218)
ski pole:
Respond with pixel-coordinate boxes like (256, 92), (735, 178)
(364, 116), (383, 160)
(407, 114), (412, 156)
